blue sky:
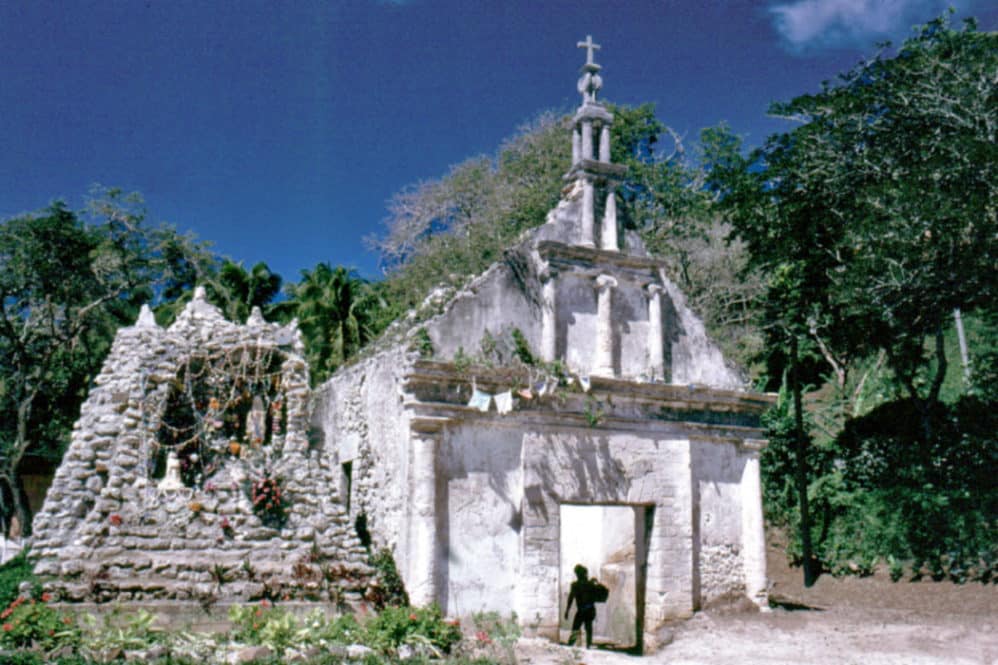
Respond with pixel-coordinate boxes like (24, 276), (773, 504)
(2, 0), (994, 282)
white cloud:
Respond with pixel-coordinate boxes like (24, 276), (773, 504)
(768, 0), (972, 52)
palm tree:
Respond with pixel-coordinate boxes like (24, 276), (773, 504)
(214, 260), (283, 323)
(287, 263), (374, 383)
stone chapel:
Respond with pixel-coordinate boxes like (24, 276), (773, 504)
(311, 36), (772, 648)
(31, 36), (771, 651)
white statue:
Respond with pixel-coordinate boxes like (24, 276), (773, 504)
(158, 451), (184, 491)
(246, 395), (266, 446)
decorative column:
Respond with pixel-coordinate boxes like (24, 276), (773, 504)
(599, 124), (611, 163)
(740, 439), (769, 611)
(593, 274), (618, 377)
(581, 120), (594, 161)
(645, 283), (665, 380)
(409, 429), (442, 607)
(540, 268), (558, 363)
(572, 127), (581, 165)
(580, 177), (596, 247)
(600, 187), (618, 251)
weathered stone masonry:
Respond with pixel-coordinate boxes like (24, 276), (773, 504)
(31, 291), (372, 603)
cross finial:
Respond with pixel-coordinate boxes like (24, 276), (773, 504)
(577, 35), (600, 66)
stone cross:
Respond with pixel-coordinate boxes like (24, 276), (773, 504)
(577, 35), (600, 66)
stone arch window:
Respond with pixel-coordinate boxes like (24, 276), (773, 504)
(153, 344), (288, 488)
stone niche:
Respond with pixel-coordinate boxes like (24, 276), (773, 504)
(30, 290), (372, 604)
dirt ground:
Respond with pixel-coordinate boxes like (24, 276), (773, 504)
(518, 541), (997, 665)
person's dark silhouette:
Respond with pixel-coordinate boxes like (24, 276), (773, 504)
(565, 564), (599, 648)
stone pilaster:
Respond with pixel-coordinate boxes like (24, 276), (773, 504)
(572, 127), (581, 165)
(600, 187), (618, 251)
(740, 439), (769, 610)
(594, 274), (618, 377)
(581, 119), (594, 161)
(580, 178), (596, 247)
(408, 430), (442, 607)
(540, 268), (558, 363)
(599, 124), (611, 163)
(645, 284), (665, 380)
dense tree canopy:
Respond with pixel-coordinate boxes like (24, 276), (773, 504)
(0, 190), (218, 534)
(712, 14), (996, 583)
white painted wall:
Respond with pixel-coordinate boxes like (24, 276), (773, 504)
(440, 425), (524, 616)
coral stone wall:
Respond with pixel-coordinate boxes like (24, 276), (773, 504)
(31, 295), (372, 604)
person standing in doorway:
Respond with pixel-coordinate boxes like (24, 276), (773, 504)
(565, 564), (598, 648)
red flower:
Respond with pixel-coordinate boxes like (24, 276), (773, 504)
(260, 599), (271, 608)
(475, 630), (492, 643)
(109, 514), (123, 527)
(40, 593), (52, 603)
(409, 613), (418, 621)
(2, 623), (11, 632)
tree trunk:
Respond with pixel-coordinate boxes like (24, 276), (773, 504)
(0, 470), (32, 539)
(953, 308), (969, 384)
(790, 335), (818, 586)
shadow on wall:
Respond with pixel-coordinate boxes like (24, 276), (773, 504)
(690, 441), (748, 610)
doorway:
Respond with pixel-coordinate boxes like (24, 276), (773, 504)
(559, 503), (651, 652)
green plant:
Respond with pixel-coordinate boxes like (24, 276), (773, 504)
(368, 548), (409, 608)
(301, 609), (363, 647)
(462, 611), (521, 664)
(78, 607), (160, 656)
(583, 395), (605, 428)
(887, 555), (905, 582)
(364, 604), (461, 655)
(0, 593), (74, 651)
(412, 327), (434, 359)
(211, 563), (228, 587)
(250, 473), (288, 527)
(510, 328), (535, 366)
(479, 330), (498, 366)
(453, 347), (472, 374)
(0, 550), (38, 609)
(229, 600), (285, 646)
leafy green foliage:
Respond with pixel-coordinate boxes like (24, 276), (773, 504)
(364, 604), (462, 655)
(283, 263), (378, 384)
(0, 594), (75, 651)
(368, 548), (410, 609)
(510, 328), (535, 366)
(765, 392), (996, 582)
(0, 551), (37, 610)
(720, 14), (997, 585)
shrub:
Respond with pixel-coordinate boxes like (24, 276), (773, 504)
(0, 594), (74, 650)
(368, 548), (409, 608)
(364, 604), (461, 655)
(250, 474), (288, 527)
(0, 550), (38, 609)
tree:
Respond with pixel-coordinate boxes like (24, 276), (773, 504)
(285, 263), (374, 384)
(369, 112), (571, 321)
(711, 13), (997, 583)
(0, 189), (223, 535)
(212, 260), (284, 323)
(0, 199), (145, 535)
(766, 13), (996, 427)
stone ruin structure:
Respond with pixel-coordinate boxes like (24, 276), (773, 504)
(32, 36), (771, 650)
(311, 37), (772, 650)
(31, 289), (372, 604)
